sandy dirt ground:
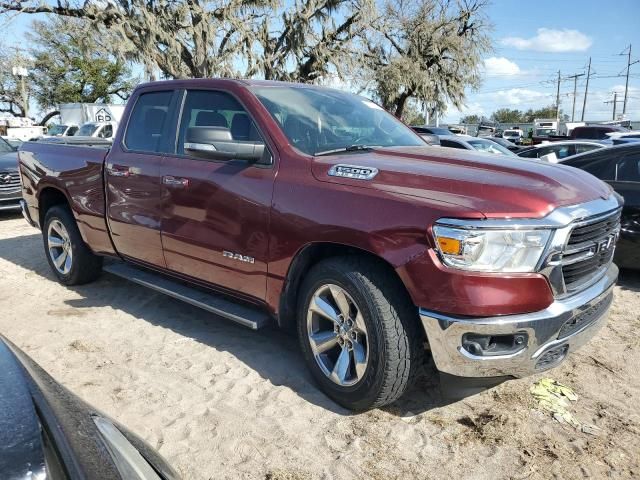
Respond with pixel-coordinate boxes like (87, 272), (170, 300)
(0, 212), (639, 480)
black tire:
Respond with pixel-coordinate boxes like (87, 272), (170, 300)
(297, 256), (423, 410)
(43, 205), (103, 285)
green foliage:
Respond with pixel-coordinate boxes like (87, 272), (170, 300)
(460, 114), (481, 124)
(490, 108), (524, 123)
(366, 0), (491, 118)
(28, 17), (136, 110)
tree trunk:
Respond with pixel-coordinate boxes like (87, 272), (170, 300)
(393, 90), (413, 119)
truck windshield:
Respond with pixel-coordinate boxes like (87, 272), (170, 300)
(251, 86), (423, 155)
(77, 123), (99, 136)
(48, 124), (69, 136)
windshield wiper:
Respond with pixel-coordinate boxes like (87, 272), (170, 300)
(315, 144), (379, 156)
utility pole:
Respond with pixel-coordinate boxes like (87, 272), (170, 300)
(581, 57), (591, 121)
(621, 44), (639, 116)
(604, 93), (623, 120)
(555, 70), (561, 124)
(567, 73), (585, 122)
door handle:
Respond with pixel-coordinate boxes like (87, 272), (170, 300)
(106, 165), (131, 177)
(163, 175), (189, 188)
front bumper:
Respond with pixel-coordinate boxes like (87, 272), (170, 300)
(0, 196), (21, 212)
(420, 263), (617, 378)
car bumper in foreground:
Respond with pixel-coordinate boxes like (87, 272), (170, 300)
(420, 263), (617, 378)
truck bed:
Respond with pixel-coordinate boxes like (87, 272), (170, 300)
(18, 139), (115, 255)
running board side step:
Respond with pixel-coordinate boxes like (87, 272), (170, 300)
(103, 262), (271, 330)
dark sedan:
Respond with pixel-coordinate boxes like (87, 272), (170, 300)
(562, 143), (640, 269)
(0, 335), (178, 479)
(0, 136), (21, 212)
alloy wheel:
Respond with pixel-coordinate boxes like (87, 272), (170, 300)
(306, 284), (369, 386)
(47, 219), (73, 275)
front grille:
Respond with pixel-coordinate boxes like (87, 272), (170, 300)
(0, 170), (20, 194)
(567, 214), (621, 247)
(561, 211), (620, 291)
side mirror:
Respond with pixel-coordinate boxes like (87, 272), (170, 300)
(185, 126), (265, 162)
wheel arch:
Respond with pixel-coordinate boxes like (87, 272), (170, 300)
(38, 186), (71, 229)
(277, 242), (416, 331)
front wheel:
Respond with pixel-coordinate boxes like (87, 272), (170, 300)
(43, 205), (103, 285)
(297, 257), (423, 410)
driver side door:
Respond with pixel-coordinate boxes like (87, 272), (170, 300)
(160, 89), (275, 301)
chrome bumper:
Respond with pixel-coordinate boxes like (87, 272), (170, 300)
(420, 263), (617, 378)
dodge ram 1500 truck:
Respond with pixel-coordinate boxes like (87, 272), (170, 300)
(18, 79), (622, 410)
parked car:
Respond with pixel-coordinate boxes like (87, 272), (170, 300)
(18, 79), (621, 410)
(502, 129), (522, 145)
(485, 136), (522, 153)
(45, 123), (79, 137)
(439, 135), (516, 156)
(0, 137), (21, 212)
(571, 125), (628, 141)
(0, 335), (178, 479)
(517, 141), (605, 162)
(75, 121), (117, 140)
(562, 143), (639, 270)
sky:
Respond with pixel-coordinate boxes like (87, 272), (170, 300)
(443, 0), (640, 123)
(2, 0), (640, 124)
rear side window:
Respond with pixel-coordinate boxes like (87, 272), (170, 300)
(616, 154), (640, 182)
(124, 91), (174, 153)
(518, 148), (537, 158)
(552, 145), (571, 159)
(440, 139), (466, 149)
(573, 155), (616, 180)
(575, 144), (601, 154)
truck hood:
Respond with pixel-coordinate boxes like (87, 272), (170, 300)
(311, 146), (613, 218)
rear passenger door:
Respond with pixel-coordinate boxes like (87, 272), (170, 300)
(106, 89), (179, 267)
(159, 89), (276, 301)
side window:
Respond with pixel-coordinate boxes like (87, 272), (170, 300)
(579, 156), (616, 180)
(67, 126), (78, 136)
(616, 155), (640, 182)
(554, 145), (571, 159)
(518, 148), (537, 158)
(440, 139), (465, 149)
(176, 89), (264, 156)
(124, 91), (174, 153)
(100, 124), (113, 139)
(536, 146), (552, 158)
(575, 144), (600, 154)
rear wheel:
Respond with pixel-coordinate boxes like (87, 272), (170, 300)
(43, 205), (102, 285)
(297, 256), (422, 410)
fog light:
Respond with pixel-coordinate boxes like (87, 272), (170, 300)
(461, 332), (529, 357)
(535, 344), (569, 370)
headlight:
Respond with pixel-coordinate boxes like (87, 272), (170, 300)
(432, 224), (552, 272)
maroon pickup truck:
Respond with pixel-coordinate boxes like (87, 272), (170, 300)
(18, 79), (622, 410)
